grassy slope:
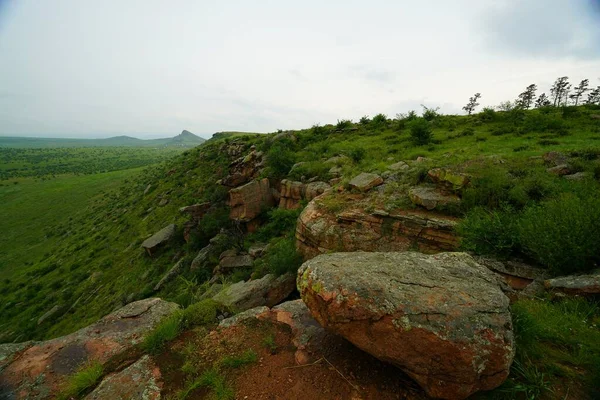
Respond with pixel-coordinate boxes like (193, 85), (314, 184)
(1, 108), (599, 397)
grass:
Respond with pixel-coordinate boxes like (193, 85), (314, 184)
(263, 334), (277, 354)
(56, 360), (104, 400)
(481, 297), (600, 399)
(219, 349), (258, 368)
(175, 368), (235, 400)
(142, 311), (184, 354)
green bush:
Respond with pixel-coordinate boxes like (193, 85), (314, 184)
(266, 141), (296, 178)
(141, 310), (184, 353)
(349, 147), (366, 163)
(372, 113), (388, 126)
(335, 119), (353, 130)
(254, 208), (302, 242)
(183, 299), (219, 328)
(457, 207), (519, 257)
(262, 236), (303, 276)
(359, 116), (371, 125)
(518, 193), (600, 274)
(408, 118), (433, 145)
(479, 107), (497, 122)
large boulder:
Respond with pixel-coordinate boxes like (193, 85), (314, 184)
(218, 251), (254, 270)
(228, 178), (275, 222)
(544, 272), (600, 295)
(141, 224), (177, 256)
(0, 298), (179, 400)
(296, 196), (459, 260)
(304, 181), (330, 201)
(348, 173), (383, 192)
(298, 252), (514, 400)
(212, 273), (296, 312)
(84, 355), (162, 400)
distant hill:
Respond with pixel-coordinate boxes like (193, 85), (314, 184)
(0, 130), (206, 148)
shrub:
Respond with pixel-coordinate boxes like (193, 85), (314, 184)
(408, 118), (433, 145)
(421, 105), (440, 122)
(266, 141), (296, 178)
(372, 113), (388, 126)
(518, 193), (600, 274)
(141, 310), (184, 353)
(479, 107), (497, 122)
(183, 299), (219, 328)
(57, 361), (104, 400)
(457, 207), (519, 257)
(349, 147), (366, 163)
(254, 208), (301, 242)
(335, 119), (353, 130)
(460, 127), (475, 137)
(262, 236), (303, 276)
(359, 116), (371, 125)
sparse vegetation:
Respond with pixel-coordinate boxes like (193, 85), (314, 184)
(57, 361), (104, 400)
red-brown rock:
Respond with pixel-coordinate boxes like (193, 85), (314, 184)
(228, 178), (275, 222)
(298, 252), (514, 400)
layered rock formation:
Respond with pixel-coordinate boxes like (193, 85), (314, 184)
(298, 252), (514, 400)
(296, 195), (459, 259)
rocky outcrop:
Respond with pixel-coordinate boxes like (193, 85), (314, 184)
(348, 172), (383, 192)
(476, 257), (548, 291)
(228, 178), (275, 222)
(190, 244), (213, 271)
(212, 273), (296, 312)
(218, 250), (253, 270)
(84, 355), (162, 400)
(0, 298), (179, 400)
(304, 181), (330, 201)
(219, 147), (264, 188)
(544, 272), (600, 295)
(141, 224), (177, 256)
(298, 252), (514, 400)
(409, 186), (461, 210)
(296, 197), (458, 260)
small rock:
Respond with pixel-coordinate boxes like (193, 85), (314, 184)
(143, 184), (152, 195)
(158, 198), (169, 207)
(212, 273), (296, 312)
(154, 259), (185, 291)
(427, 168), (470, 192)
(37, 305), (63, 325)
(564, 172), (588, 181)
(387, 161), (409, 171)
(141, 224), (177, 256)
(408, 186), (460, 210)
(547, 164), (572, 176)
(543, 151), (569, 167)
(219, 253), (253, 269)
(544, 272), (600, 295)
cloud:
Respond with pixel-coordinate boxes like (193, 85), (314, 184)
(481, 0), (600, 59)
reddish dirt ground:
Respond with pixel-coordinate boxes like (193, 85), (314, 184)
(158, 319), (428, 400)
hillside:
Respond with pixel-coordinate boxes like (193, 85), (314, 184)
(0, 130), (206, 148)
(1, 105), (600, 399)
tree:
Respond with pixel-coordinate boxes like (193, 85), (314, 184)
(550, 76), (570, 107)
(569, 79), (589, 106)
(463, 93), (481, 115)
(535, 93), (551, 108)
(587, 86), (600, 105)
(496, 101), (514, 112)
(516, 84), (537, 109)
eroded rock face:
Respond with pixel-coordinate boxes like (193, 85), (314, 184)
(279, 179), (305, 210)
(212, 273), (296, 312)
(85, 355), (162, 400)
(0, 298), (179, 400)
(298, 252), (514, 400)
(141, 224), (177, 256)
(228, 178), (275, 222)
(296, 197), (459, 260)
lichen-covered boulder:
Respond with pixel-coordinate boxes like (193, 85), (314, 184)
(427, 168), (470, 192)
(298, 252), (514, 400)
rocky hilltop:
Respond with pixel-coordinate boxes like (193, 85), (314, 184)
(2, 107), (600, 399)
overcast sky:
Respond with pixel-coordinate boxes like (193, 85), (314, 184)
(0, 0), (599, 139)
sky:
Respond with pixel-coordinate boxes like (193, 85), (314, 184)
(0, 0), (599, 139)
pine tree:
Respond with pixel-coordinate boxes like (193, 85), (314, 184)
(550, 76), (570, 107)
(462, 93), (481, 115)
(516, 84), (537, 109)
(535, 93), (551, 108)
(570, 79), (589, 106)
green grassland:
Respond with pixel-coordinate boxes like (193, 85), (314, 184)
(1, 106), (599, 397)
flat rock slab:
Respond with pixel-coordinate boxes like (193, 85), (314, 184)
(348, 173), (383, 192)
(0, 298), (178, 400)
(85, 355), (162, 400)
(545, 272), (600, 295)
(141, 224), (177, 253)
(298, 252), (514, 400)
